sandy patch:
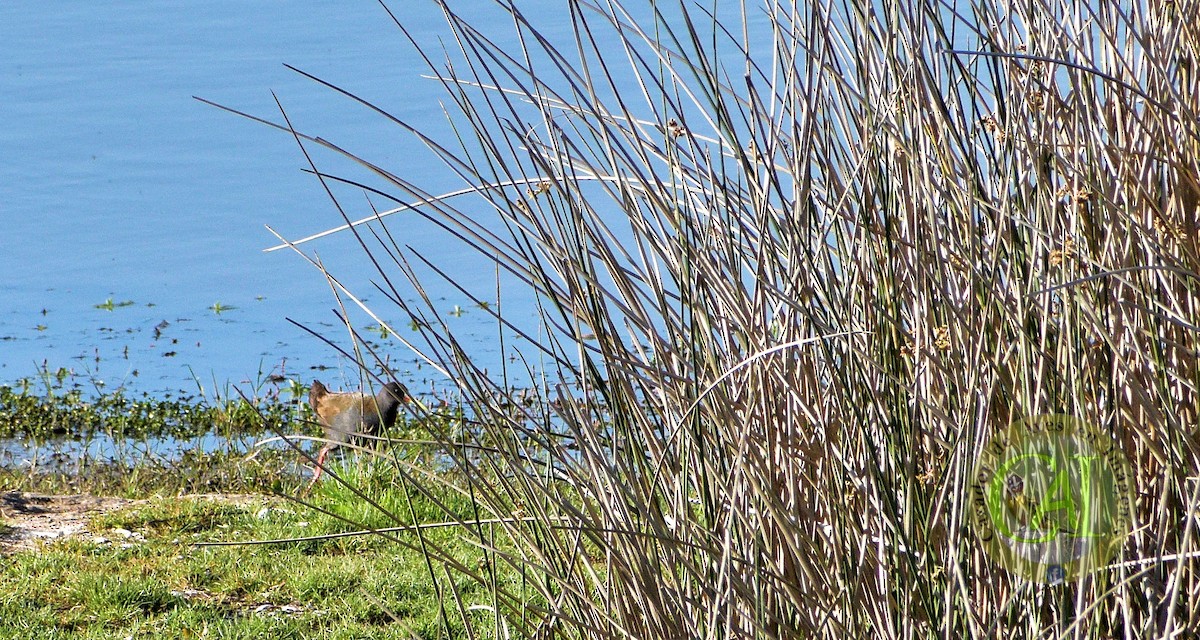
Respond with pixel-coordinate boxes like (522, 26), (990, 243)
(0, 491), (140, 554)
(0, 491), (269, 554)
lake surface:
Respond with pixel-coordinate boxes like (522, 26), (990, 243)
(1, 1), (786, 402)
(1, 1), (570, 398)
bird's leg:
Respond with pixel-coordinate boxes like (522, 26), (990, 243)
(303, 445), (332, 495)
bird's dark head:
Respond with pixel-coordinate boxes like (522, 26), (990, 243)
(373, 382), (409, 429)
(380, 382), (410, 406)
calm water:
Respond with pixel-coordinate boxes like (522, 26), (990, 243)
(1, 1), (781, 402)
(0, 2), (569, 397)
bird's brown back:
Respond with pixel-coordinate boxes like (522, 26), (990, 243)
(309, 380), (374, 427)
(309, 380), (409, 442)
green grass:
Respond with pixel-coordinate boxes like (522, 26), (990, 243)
(3, 449), (297, 498)
(0, 464), (498, 639)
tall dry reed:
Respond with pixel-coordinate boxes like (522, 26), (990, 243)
(260, 0), (1200, 637)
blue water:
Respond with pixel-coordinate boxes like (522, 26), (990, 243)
(0, 0), (789, 402)
(0, 1), (555, 397)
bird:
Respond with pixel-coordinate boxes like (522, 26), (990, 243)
(305, 379), (409, 492)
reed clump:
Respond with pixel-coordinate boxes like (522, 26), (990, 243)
(273, 1), (1200, 637)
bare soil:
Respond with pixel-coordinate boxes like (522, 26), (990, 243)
(0, 490), (265, 554)
(0, 491), (137, 554)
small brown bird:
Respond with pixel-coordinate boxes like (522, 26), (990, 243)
(306, 379), (409, 492)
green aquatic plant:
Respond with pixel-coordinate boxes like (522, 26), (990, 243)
(0, 371), (298, 443)
(365, 323), (392, 339)
(93, 298), (135, 311)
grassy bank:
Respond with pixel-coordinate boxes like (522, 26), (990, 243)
(0, 383), (503, 638)
(1, 469), (491, 639)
